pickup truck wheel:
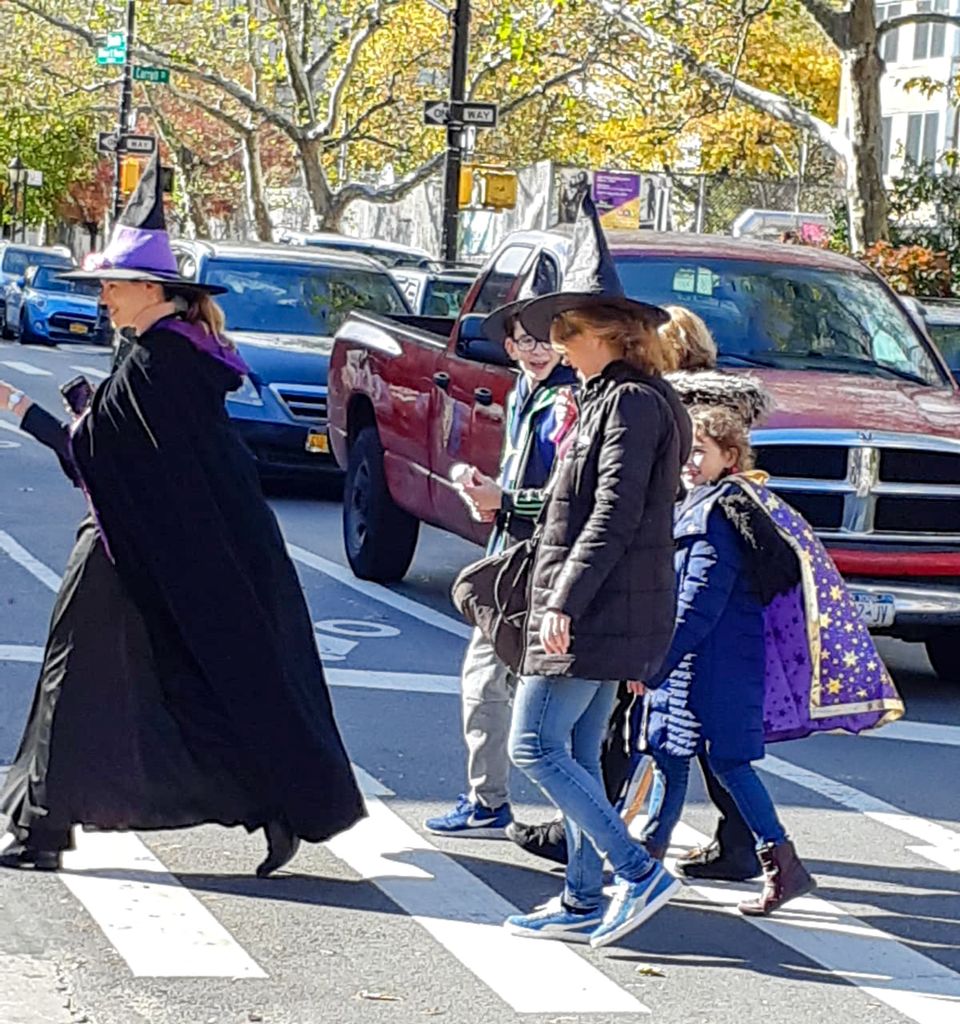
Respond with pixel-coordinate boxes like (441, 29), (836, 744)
(343, 427), (419, 582)
(925, 633), (960, 682)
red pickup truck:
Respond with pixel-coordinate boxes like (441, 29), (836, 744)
(328, 229), (960, 681)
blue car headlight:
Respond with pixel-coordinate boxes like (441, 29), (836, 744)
(228, 375), (264, 406)
(32, 296), (46, 311)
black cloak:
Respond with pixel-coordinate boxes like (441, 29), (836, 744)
(1, 321), (365, 846)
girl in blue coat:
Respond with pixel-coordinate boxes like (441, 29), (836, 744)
(636, 402), (816, 916)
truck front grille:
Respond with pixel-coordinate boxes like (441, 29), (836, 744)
(752, 429), (960, 544)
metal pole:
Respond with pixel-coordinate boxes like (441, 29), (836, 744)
(113, 0), (136, 220)
(11, 175), (20, 244)
(440, 0), (469, 264)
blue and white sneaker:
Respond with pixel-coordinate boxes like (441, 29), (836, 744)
(589, 863), (681, 949)
(504, 897), (603, 943)
(424, 795), (512, 836)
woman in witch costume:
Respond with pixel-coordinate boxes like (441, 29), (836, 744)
(0, 157), (365, 874)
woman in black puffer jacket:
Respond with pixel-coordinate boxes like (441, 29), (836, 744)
(503, 296), (692, 950)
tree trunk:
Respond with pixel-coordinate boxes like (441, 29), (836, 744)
(296, 137), (335, 228)
(241, 130), (273, 241)
(844, 0), (889, 249)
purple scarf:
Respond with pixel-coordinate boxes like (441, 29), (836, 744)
(160, 317), (250, 376)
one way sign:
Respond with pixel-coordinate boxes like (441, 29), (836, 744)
(423, 100), (498, 128)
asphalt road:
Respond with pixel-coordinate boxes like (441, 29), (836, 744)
(1, 340), (958, 1024)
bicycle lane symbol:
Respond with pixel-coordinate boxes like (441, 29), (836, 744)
(313, 619), (400, 662)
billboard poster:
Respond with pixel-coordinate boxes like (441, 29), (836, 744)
(592, 170), (642, 229)
(554, 167), (591, 223)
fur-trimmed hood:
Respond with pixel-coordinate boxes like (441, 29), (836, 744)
(665, 369), (774, 427)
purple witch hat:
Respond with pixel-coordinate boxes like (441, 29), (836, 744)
(61, 155), (225, 294)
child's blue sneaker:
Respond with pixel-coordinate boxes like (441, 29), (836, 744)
(504, 897), (603, 943)
(424, 794), (512, 836)
(590, 863), (681, 948)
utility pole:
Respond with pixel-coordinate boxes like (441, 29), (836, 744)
(440, 0), (469, 264)
(113, 0), (137, 220)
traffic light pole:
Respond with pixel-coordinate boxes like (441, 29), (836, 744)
(440, 0), (469, 264)
(112, 0), (136, 220)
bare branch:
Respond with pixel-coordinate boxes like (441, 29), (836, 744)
(166, 83), (252, 138)
(795, 0), (849, 47)
(880, 12), (960, 35)
(600, 0), (853, 161)
(334, 152), (445, 208)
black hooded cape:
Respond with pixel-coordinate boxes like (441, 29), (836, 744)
(1, 322), (365, 845)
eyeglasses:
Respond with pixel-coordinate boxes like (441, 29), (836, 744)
(512, 333), (552, 351)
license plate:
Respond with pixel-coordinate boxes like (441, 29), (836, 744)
(851, 591), (896, 629)
(305, 430), (329, 454)
(69, 322), (89, 334)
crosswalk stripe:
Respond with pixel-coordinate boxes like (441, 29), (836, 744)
(661, 821), (960, 1024)
(862, 720), (960, 748)
(1, 360), (52, 377)
(0, 530), (63, 592)
(59, 831), (266, 979)
(761, 755), (960, 871)
(334, 778), (645, 1015)
(69, 365), (109, 380)
(0, 418), (29, 439)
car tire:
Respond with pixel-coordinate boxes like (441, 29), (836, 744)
(925, 633), (960, 682)
(343, 426), (419, 582)
(0, 309), (10, 341)
(18, 312), (37, 346)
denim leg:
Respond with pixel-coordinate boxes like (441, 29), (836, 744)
(510, 676), (653, 910)
(708, 755), (788, 847)
(640, 751), (691, 853)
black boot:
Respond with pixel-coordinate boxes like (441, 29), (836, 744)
(677, 840), (761, 881)
(0, 843), (61, 872)
(256, 821), (301, 878)
(506, 819), (567, 865)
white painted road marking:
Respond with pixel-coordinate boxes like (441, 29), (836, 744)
(761, 754), (960, 872)
(289, 543), (472, 639)
(60, 831), (267, 979)
(0, 644), (43, 663)
(69, 364), (109, 380)
(862, 720), (960, 748)
(335, 776), (646, 1015)
(1, 360), (52, 377)
(654, 820), (960, 1024)
(0, 418), (30, 439)
(0, 530), (63, 592)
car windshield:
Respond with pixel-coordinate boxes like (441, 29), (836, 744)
(2, 249), (71, 277)
(202, 259), (408, 337)
(31, 266), (98, 296)
(615, 255), (946, 386)
(927, 322), (960, 372)
(304, 239), (428, 269)
(421, 278), (473, 316)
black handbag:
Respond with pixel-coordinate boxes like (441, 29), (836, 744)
(451, 537), (535, 675)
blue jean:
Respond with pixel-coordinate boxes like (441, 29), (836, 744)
(509, 676), (653, 911)
(645, 749), (788, 851)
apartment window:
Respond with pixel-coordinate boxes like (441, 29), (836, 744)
(878, 3), (902, 63)
(881, 116), (893, 173)
(905, 111), (940, 164)
(913, 0), (948, 61)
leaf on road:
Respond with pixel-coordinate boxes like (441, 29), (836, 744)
(634, 963), (666, 977)
(357, 991), (403, 1002)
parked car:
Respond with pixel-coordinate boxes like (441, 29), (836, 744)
(916, 297), (960, 377)
(171, 240), (411, 477)
(0, 243), (74, 338)
(329, 229), (960, 682)
(10, 264), (110, 346)
(279, 229), (433, 269)
(390, 264), (479, 315)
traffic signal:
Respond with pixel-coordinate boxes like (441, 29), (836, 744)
(459, 164), (518, 211)
(458, 165), (474, 208)
(119, 157), (141, 194)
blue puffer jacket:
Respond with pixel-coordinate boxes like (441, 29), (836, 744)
(645, 481), (766, 763)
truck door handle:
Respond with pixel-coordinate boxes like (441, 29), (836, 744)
(474, 387), (493, 406)
(433, 371), (450, 390)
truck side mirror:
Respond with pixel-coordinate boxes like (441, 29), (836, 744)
(456, 313), (512, 366)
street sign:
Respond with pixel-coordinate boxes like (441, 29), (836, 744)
(423, 100), (498, 128)
(96, 30), (127, 66)
(423, 101), (450, 127)
(120, 135), (157, 155)
(133, 66), (170, 84)
(97, 131), (119, 154)
(25, 170), (43, 188)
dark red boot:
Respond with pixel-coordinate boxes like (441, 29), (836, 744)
(738, 841), (816, 916)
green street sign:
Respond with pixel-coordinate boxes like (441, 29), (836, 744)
(133, 66), (170, 84)
(96, 47), (126, 66)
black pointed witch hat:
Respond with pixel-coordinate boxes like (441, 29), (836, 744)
(519, 191), (668, 341)
(481, 251), (558, 342)
(61, 154), (225, 293)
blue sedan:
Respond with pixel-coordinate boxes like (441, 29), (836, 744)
(14, 265), (110, 346)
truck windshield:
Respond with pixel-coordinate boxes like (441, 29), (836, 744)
(202, 259), (409, 336)
(614, 255), (946, 386)
(927, 322), (960, 374)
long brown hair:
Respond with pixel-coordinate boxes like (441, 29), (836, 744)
(551, 305), (672, 376)
(167, 287), (236, 351)
(660, 305), (717, 371)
